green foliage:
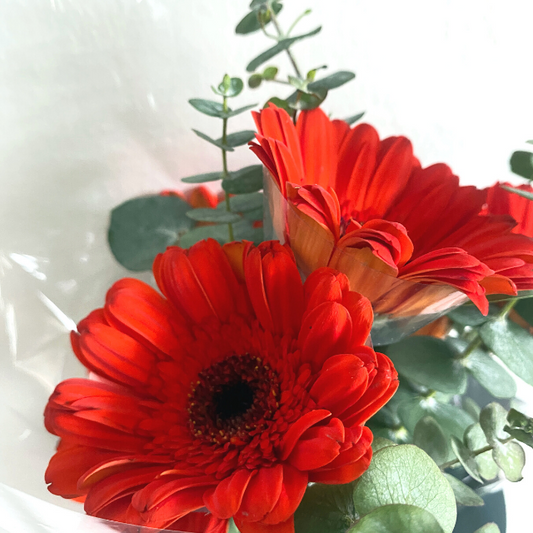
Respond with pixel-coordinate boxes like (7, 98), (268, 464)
(263, 66), (279, 80)
(343, 112), (365, 125)
(413, 416), (449, 465)
(447, 304), (495, 327)
(216, 75), (244, 98)
(349, 505), (445, 533)
(246, 27), (322, 72)
(188, 98), (227, 118)
(464, 424), (499, 481)
(449, 435), (483, 482)
(479, 403), (509, 445)
(235, 1), (283, 34)
(510, 149), (533, 180)
(501, 184), (533, 200)
(492, 440), (525, 482)
(514, 295), (533, 325)
(227, 192), (264, 212)
(446, 338), (516, 399)
(384, 337), (467, 394)
(353, 444), (456, 533)
(248, 74), (263, 88)
(505, 408), (533, 448)
(108, 195), (193, 271)
(307, 70), (355, 92)
(222, 165), (264, 194)
(480, 317), (533, 386)
(186, 208), (242, 224)
(181, 171), (223, 184)
(294, 483), (357, 533)
(442, 474), (484, 507)
(192, 129), (235, 151)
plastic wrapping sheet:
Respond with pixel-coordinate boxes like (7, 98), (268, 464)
(263, 169), (468, 345)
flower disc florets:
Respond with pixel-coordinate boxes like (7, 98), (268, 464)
(44, 239), (398, 533)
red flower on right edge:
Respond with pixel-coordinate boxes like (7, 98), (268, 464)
(250, 105), (533, 316)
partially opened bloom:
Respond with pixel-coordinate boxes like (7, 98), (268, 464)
(250, 105), (533, 318)
(44, 239), (397, 533)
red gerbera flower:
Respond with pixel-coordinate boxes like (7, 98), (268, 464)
(484, 182), (533, 238)
(250, 106), (533, 318)
(44, 239), (398, 533)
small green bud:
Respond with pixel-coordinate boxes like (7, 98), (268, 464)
(248, 74), (263, 89)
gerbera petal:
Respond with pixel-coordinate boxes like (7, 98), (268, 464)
(204, 469), (255, 519)
(235, 465), (284, 522)
(298, 301), (353, 371)
(260, 464), (308, 525)
(103, 278), (179, 355)
(303, 267), (350, 311)
(235, 516), (294, 533)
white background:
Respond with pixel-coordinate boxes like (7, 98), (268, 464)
(1, 0), (533, 531)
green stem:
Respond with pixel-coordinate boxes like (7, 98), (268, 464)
(221, 96), (234, 242)
(269, 7), (303, 79)
(455, 334), (483, 360)
(439, 437), (513, 471)
(286, 9), (311, 37)
(499, 298), (518, 320)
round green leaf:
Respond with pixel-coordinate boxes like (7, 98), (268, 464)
(294, 483), (356, 533)
(108, 195), (193, 271)
(219, 77), (244, 98)
(235, 2), (282, 34)
(510, 150), (533, 180)
(442, 474), (484, 507)
(350, 504), (445, 533)
(492, 441), (525, 482)
(464, 424), (499, 481)
(505, 408), (533, 448)
(222, 165), (264, 194)
(480, 317), (533, 386)
(479, 403), (509, 445)
(372, 437), (397, 452)
(248, 74), (263, 88)
(228, 192), (264, 213)
(262, 66), (278, 80)
(413, 416), (449, 465)
(384, 337), (467, 394)
(447, 338), (517, 399)
(353, 444), (456, 533)
(449, 436), (483, 483)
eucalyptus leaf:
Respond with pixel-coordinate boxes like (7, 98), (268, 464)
(480, 317), (533, 386)
(505, 408), (533, 448)
(509, 150), (533, 180)
(479, 403), (509, 445)
(384, 337), (467, 394)
(108, 195), (193, 271)
(308, 70), (355, 92)
(449, 436), (483, 483)
(228, 192), (264, 213)
(352, 444), (456, 533)
(514, 296), (533, 326)
(186, 208), (242, 224)
(447, 338), (517, 399)
(462, 397), (481, 421)
(286, 88), (328, 110)
(343, 112), (365, 125)
(219, 77), (244, 98)
(474, 524), (501, 533)
(188, 98), (226, 118)
(192, 129), (235, 151)
(464, 424), (499, 481)
(226, 103), (258, 118)
(243, 206), (264, 221)
(246, 26), (322, 72)
(349, 504), (445, 533)
(225, 130), (256, 147)
(413, 416), (449, 465)
(248, 74), (263, 88)
(181, 171), (223, 184)
(235, 2), (282, 34)
(223, 165), (263, 194)
(262, 66), (278, 80)
(442, 474), (484, 507)
(294, 483), (356, 533)
(447, 304), (493, 326)
(492, 441), (525, 482)
(371, 437), (397, 452)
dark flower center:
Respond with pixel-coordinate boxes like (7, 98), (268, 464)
(187, 354), (280, 445)
(213, 381), (255, 421)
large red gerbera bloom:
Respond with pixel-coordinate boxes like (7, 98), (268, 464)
(250, 105), (533, 319)
(44, 239), (398, 533)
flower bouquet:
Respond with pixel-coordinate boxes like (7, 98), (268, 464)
(3, 2), (533, 533)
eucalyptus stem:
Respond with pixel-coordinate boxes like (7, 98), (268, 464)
(221, 96), (234, 242)
(456, 335), (483, 360)
(499, 298), (518, 320)
(286, 9), (311, 37)
(269, 7), (303, 79)
(439, 437), (513, 471)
